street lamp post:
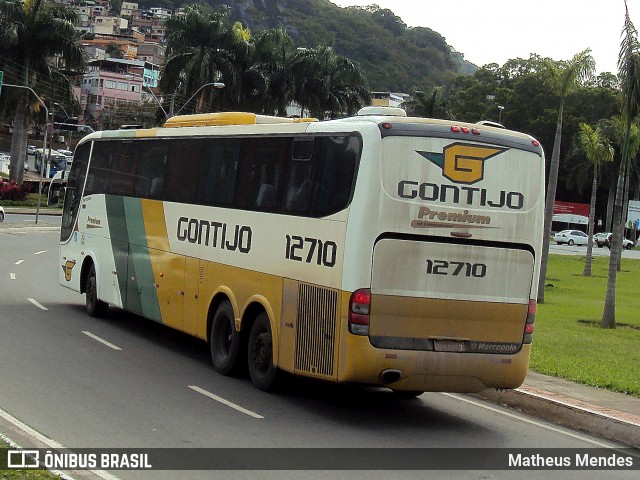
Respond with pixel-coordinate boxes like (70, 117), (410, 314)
(498, 105), (505, 124)
(173, 82), (225, 117)
(3, 83), (49, 224)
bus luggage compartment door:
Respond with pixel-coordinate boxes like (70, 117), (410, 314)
(368, 238), (534, 350)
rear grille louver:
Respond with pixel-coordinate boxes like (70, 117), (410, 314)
(295, 283), (338, 377)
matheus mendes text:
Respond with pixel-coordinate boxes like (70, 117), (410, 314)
(177, 217), (252, 253)
(509, 453), (634, 468)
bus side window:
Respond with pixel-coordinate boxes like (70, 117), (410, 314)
(85, 141), (117, 195)
(108, 141), (138, 197)
(134, 140), (168, 199)
(197, 139), (239, 207)
(314, 136), (360, 216)
(166, 140), (203, 204)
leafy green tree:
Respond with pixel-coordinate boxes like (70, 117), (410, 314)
(0, 0), (86, 184)
(105, 42), (124, 59)
(577, 123), (614, 277)
(404, 87), (448, 118)
(537, 49), (595, 304)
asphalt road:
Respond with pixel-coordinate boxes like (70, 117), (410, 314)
(0, 228), (637, 480)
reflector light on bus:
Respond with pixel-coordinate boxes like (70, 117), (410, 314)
(523, 300), (536, 344)
(349, 288), (371, 335)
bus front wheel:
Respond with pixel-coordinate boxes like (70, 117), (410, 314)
(247, 312), (279, 391)
(210, 301), (242, 375)
(86, 265), (108, 317)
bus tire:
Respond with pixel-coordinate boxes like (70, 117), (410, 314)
(210, 301), (242, 375)
(247, 312), (279, 391)
(392, 390), (424, 399)
(86, 265), (108, 317)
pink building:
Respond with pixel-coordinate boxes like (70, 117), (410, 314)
(81, 70), (143, 129)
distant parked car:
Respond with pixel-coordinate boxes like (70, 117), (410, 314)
(605, 233), (635, 250)
(554, 229), (588, 246)
(594, 232), (611, 248)
(26, 145), (36, 156)
(0, 205), (4, 223)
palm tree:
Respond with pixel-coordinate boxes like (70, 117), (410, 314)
(578, 123), (614, 277)
(292, 46), (369, 119)
(537, 48), (595, 303)
(252, 28), (295, 116)
(404, 87), (448, 118)
(602, 1), (640, 328)
(160, 5), (233, 115)
(0, 0), (86, 184)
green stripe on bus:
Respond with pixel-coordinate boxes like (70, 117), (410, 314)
(123, 197), (162, 323)
(105, 195), (135, 313)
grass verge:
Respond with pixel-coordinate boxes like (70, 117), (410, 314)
(0, 440), (58, 478)
(533, 253), (640, 396)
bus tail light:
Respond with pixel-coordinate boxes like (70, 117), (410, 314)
(349, 288), (371, 335)
(523, 300), (536, 344)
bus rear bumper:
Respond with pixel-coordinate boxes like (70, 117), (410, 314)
(337, 339), (531, 393)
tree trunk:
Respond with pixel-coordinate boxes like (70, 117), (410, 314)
(582, 171), (598, 277)
(9, 96), (29, 185)
(601, 118), (632, 329)
(537, 99), (564, 304)
(606, 178), (615, 231)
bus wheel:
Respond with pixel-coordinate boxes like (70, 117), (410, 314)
(247, 312), (278, 391)
(210, 301), (241, 375)
(86, 265), (108, 317)
(392, 390), (424, 399)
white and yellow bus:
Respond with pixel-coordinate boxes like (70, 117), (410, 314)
(59, 107), (545, 395)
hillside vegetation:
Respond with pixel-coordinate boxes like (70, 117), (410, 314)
(139, 0), (475, 91)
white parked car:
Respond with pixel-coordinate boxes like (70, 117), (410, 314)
(0, 205), (4, 223)
(605, 233), (635, 250)
(554, 229), (588, 246)
(593, 232), (611, 248)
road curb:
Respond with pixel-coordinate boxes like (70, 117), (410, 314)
(474, 388), (640, 448)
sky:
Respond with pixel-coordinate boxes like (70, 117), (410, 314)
(330, 0), (636, 75)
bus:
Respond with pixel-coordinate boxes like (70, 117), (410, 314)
(58, 107), (545, 395)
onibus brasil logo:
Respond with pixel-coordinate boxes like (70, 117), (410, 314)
(416, 142), (507, 185)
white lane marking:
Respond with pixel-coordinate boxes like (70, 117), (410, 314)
(15, 259), (24, 265)
(10, 273), (16, 280)
(34, 250), (46, 255)
(27, 298), (48, 311)
(189, 385), (264, 419)
(82, 331), (122, 351)
(441, 392), (622, 449)
(0, 406), (121, 480)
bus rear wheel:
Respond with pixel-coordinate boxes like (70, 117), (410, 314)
(210, 301), (242, 375)
(86, 265), (108, 317)
(247, 312), (279, 391)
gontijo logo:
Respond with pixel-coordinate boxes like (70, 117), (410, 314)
(416, 143), (507, 184)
